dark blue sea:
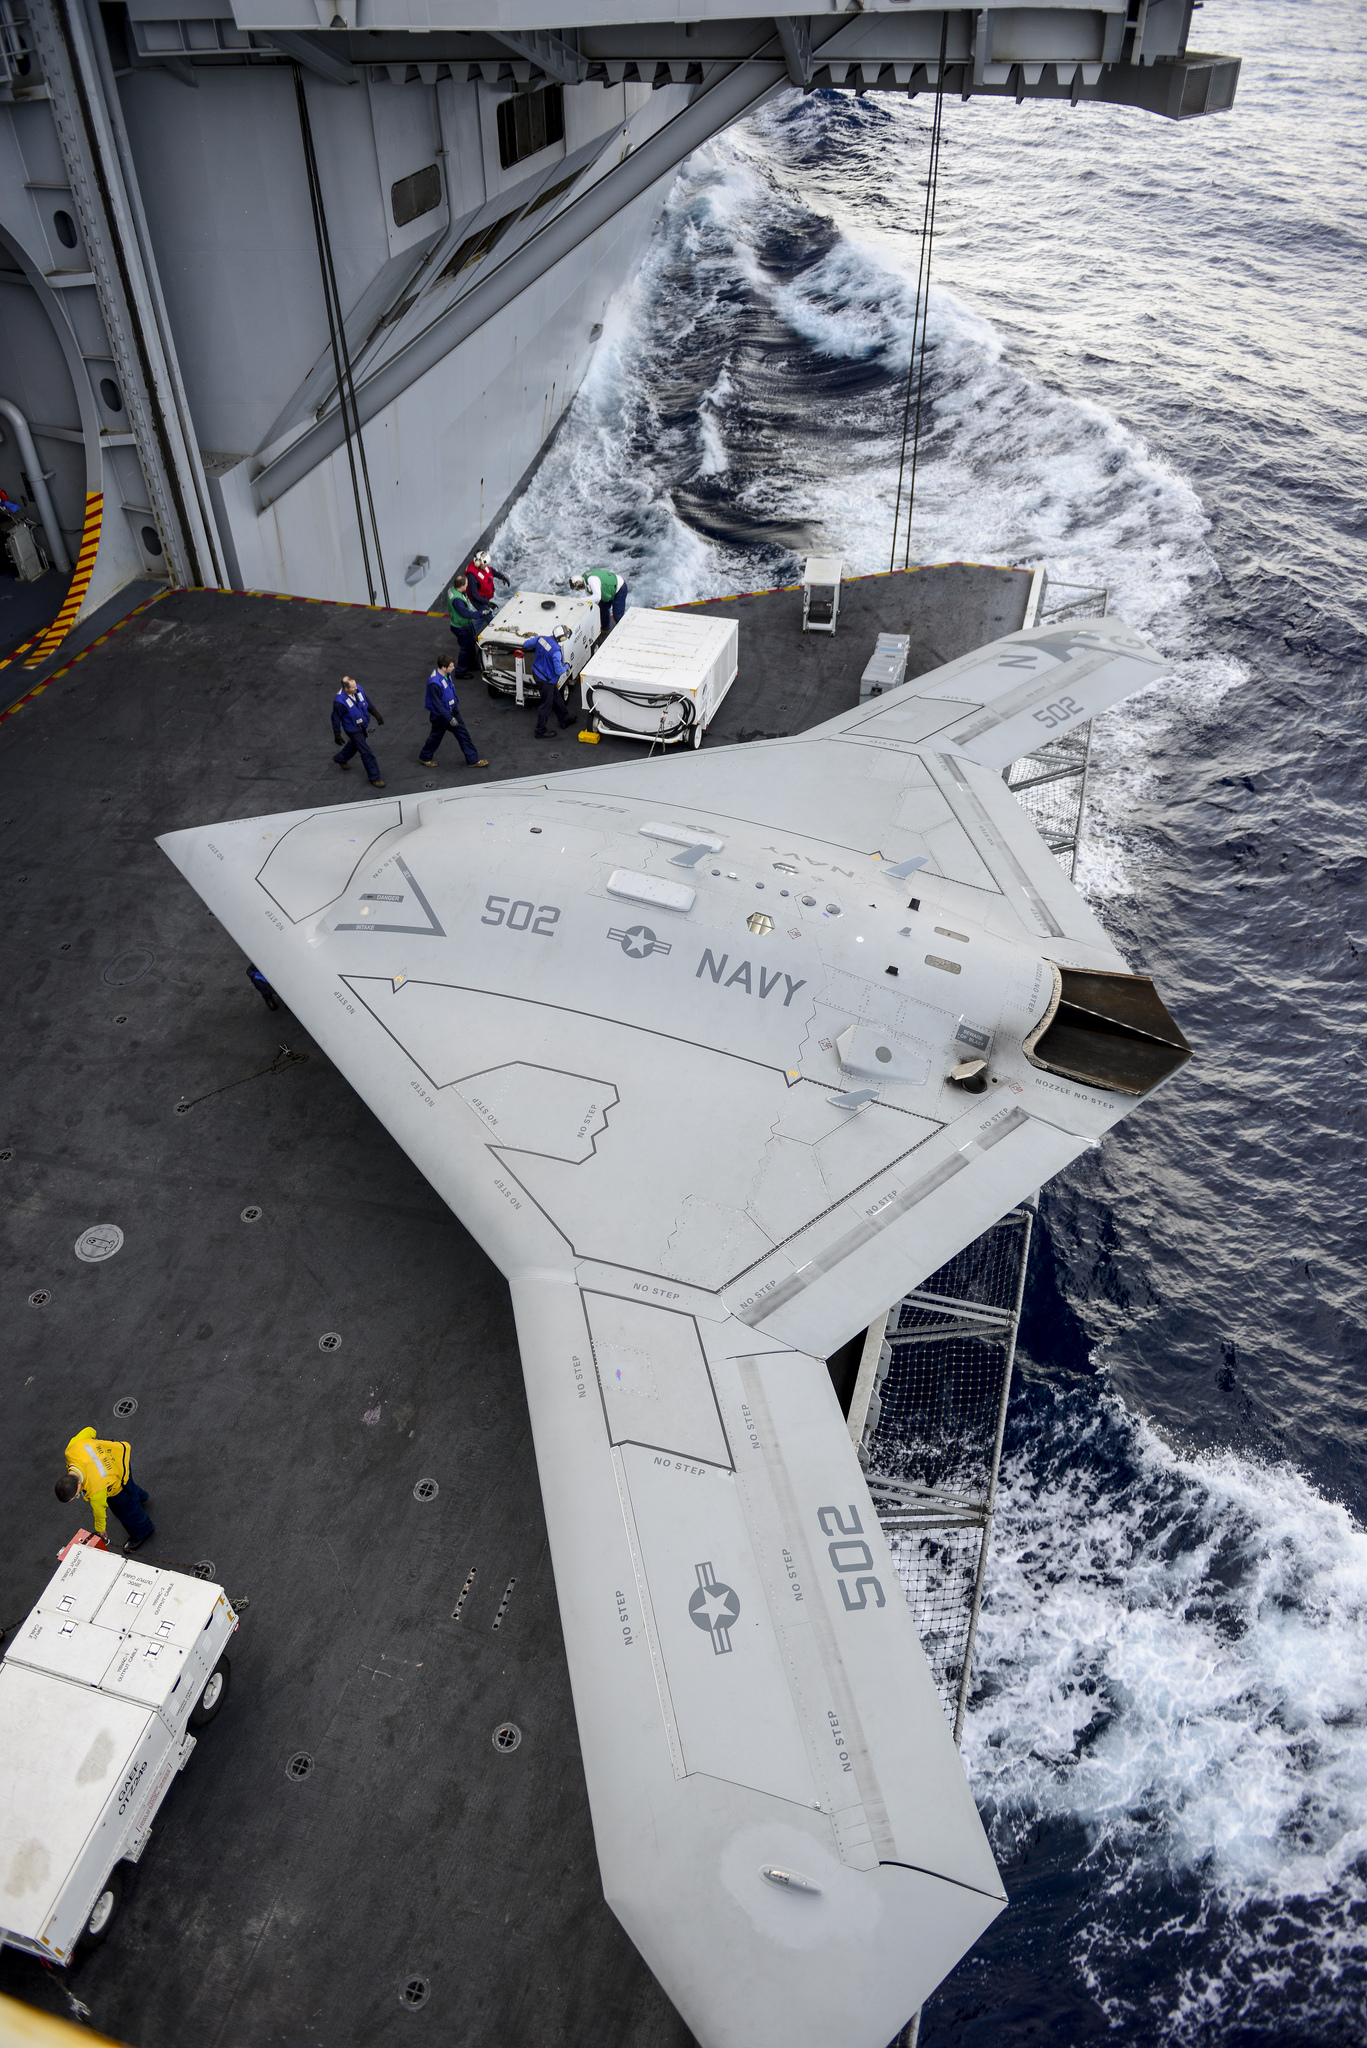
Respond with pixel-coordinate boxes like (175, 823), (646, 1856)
(495, 3), (1367, 2039)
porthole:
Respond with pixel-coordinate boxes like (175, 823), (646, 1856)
(141, 526), (163, 556)
(100, 377), (123, 412)
(54, 210), (78, 250)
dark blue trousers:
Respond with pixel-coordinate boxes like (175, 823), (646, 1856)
(599, 583), (628, 636)
(107, 1479), (154, 1547)
(535, 675), (574, 737)
(419, 712), (479, 765)
(449, 624), (481, 676)
(334, 730), (382, 782)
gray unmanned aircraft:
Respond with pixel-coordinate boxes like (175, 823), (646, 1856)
(160, 615), (1189, 2048)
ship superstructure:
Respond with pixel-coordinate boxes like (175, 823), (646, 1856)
(0, 2), (1239, 656)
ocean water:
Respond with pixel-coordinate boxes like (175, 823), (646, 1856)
(492, 3), (1367, 2039)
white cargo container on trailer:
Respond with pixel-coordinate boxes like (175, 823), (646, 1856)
(580, 608), (739, 746)
(0, 1541), (237, 1967)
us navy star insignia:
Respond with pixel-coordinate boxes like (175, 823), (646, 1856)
(688, 1561), (739, 1654)
(607, 924), (671, 959)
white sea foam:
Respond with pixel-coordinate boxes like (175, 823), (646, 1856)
(496, 120), (1223, 628)
(966, 1391), (1367, 2036)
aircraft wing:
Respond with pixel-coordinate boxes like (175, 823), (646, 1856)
(845, 612), (1163, 770)
(157, 619), (1187, 2048)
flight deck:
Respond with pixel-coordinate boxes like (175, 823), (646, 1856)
(3, 561), (1042, 2047)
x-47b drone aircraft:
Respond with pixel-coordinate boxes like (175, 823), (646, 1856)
(161, 617), (1190, 2048)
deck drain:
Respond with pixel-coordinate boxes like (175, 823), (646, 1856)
(492, 1577), (517, 1630)
(0, 1149), (12, 1162)
(102, 948), (155, 987)
(28, 1289), (50, 1308)
(240, 1205), (262, 1223)
(399, 1978), (430, 2011)
(192, 1561), (215, 1580)
(112, 1014), (129, 1026)
(492, 1722), (521, 1754)
(451, 1566), (477, 1620)
(319, 1332), (342, 1352)
(75, 1224), (123, 1263)
(285, 1751), (314, 1782)
(413, 1477), (439, 1502)
(112, 1397), (138, 1420)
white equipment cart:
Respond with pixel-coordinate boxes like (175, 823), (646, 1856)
(802, 555), (844, 634)
(476, 589), (598, 705)
(580, 608), (738, 747)
(0, 1540), (238, 1966)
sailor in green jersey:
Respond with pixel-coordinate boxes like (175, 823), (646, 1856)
(447, 572), (493, 676)
(570, 566), (630, 638)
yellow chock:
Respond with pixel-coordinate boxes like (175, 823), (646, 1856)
(577, 729), (600, 744)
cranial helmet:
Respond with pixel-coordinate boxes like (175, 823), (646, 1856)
(473, 551), (491, 568)
(568, 574), (586, 590)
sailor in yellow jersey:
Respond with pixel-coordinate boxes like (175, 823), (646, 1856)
(55, 1426), (155, 1552)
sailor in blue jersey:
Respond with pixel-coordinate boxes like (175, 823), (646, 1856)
(418, 658), (487, 768)
(526, 629), (576, 739)
(331, 675), (385, 785)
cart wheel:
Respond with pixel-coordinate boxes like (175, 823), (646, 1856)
(486, 684), (500, 700)
(77, 1867), (123, 1952)
(189, 1655), (230, 1729)
(692, 717), (704, 750)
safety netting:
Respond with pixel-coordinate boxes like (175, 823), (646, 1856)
(867, 1208), (1033, 1725)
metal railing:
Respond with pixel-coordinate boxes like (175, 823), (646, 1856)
(852, 1206), (1035, 1743)
(0, 0), (35, 92)
(857, 1210), (1037, 2048)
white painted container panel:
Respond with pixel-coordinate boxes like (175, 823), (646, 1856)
(36, 1546), (129, 1625)
(5, 1614), (125, 1688)
(126, 1573), (224, 1652)
(583, 609), (738, 703)
(93, 1560), (169, 1633)
(0, 1662), (152, 1945)
(100, 1637), (191, 1714)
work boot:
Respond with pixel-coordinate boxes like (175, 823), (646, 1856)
(369, 779), (387, 788)
(334, 758), (351, 770)
(122, 1532), (154, 1554)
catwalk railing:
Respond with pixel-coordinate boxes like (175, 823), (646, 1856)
(849, 1205), (1035, 1743)
(853, 1210), (1037, 2048)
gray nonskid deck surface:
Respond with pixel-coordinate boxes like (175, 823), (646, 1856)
(0, 563), (1029, 2047)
